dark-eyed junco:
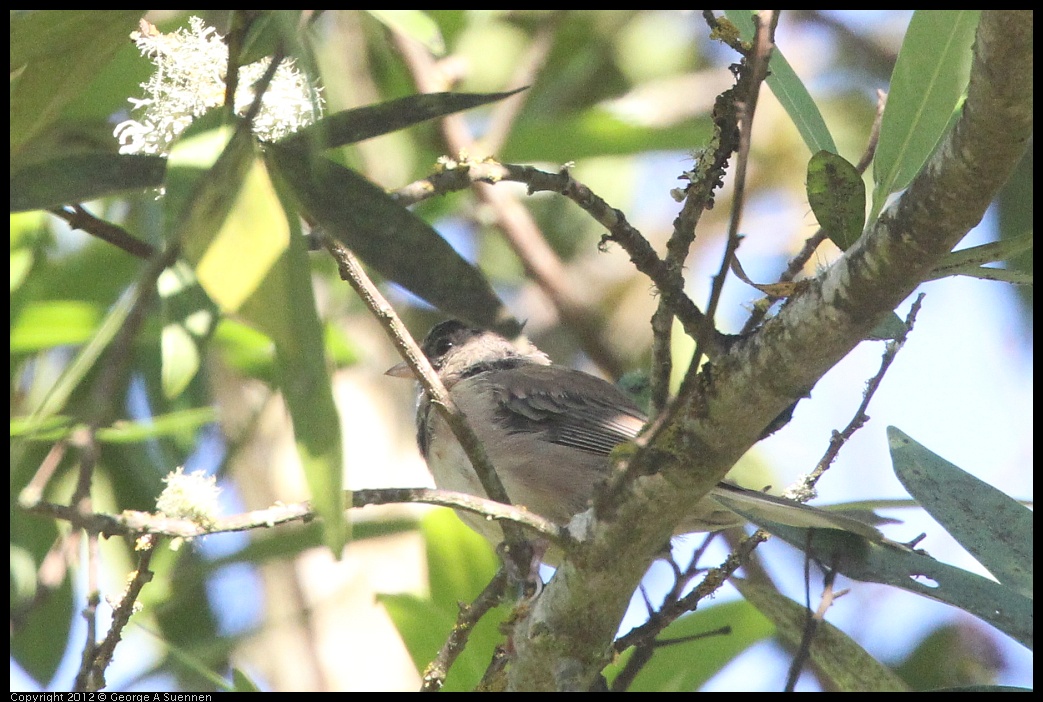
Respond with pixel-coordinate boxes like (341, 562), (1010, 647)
(389, 320), (891, 552)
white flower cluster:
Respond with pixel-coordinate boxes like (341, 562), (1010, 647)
(155, 466), (222, 527)
(114, 16), (323, 156)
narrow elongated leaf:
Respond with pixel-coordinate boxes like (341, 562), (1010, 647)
(265, 214), (349, 556)
(605, 601), (774, 692)
(751, 521), (1032, 649)
(367, 10), (446, 55)
(10, 153), (167, 212)
(504, 109), (714, 162)
(164, 114), (257, 261)
(724, 10), (837, 155)
(278, 88), (525, 152)
(379, 510), (506, 692)
(871, 10), (980, 220)
(732, 577), (910, 692)
(165, 113), (347, 553)
(888, 427), (1032, 596)
(268, 146), (519, 334)
(10, 300), (101, 352)
(10, 10), (144, 153)
(20, 288), (135, 427)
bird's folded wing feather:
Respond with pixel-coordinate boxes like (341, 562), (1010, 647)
(486, 365), (646, 455)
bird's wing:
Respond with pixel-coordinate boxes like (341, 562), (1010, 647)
(484, 364), (646, 455)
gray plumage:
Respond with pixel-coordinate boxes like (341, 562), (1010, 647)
(400, 320), (893, 550)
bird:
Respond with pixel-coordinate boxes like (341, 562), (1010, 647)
(388, 319), (893, 556)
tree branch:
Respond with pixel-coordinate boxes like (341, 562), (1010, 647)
(506, 10), (1033, 691)
(21, 487), (565, 543)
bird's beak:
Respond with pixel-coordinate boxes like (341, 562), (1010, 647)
(385, 360), (414, 379)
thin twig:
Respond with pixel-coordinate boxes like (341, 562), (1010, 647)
(610, 534), (720, 690)
(692, 10), (778, 387)
(649, 12), (749, 414)
(22, 487), (566, 544)
(321, 237), (537, 569)
(784, 567), (840, 692)
(78, 535), (158, 691)
(613, 529), (769, 653)
(803, 293), (926, 487)
(392, 160), (732, 360)
(740, 88), (887, 336)
(49, 205), (156, 259)
(421, 567), (512, 691)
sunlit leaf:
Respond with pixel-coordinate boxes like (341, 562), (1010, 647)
(10, 10), (144, 153)
(724, 10), (837, 155)
(380, 510), (506, 692)
(871, 10), (980, 221)
(10, 300), (101, 352)
(367, 10), (446, 55)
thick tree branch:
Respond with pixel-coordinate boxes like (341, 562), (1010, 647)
(507, 10), (1032, 691)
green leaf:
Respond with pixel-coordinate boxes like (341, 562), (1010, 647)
(379, 593), (459, 680)
(806, 150), (866, 250)
(10, 153), (167, 213)
(211, 318), (278, 383)
(723, 10), (837, 155)
(267, 146), (519, 334)
(231, 667), (264, 693)
(11, 408), (217, 443)
(278, 89), (525, 152)
(380, 510), (506, 692)
(16, 287), (135, 430)
(10, 10), (145, 154)
(367, 10), (446, 56)
(98, 407), (218, 443)
(10, 299), (101, 352)
(888, 427), (1032, 596)
(423, 508), (500, 613)
(165, 112), (347, 553)
(10, 525), (73, 682)
(732, 577), (910, 691)
(236, 11), (305, 66)
(896, 624), (1013, 690)
(754, 522), (1032, 649)
(871, 10), (981, 221)
(926, 235), (1035, 283)
(503, 108), (714, 163)
(164, 113), (258, 272)
(161, 114), (263, 399)
(864, 311), (908, 341)
(605, 600), (774, 692)
(158, 261), (219, 399)
(256, 177), (348, 555)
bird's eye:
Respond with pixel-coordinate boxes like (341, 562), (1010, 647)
(427, 335), (457, 361)
(433, 338), (453, 357)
